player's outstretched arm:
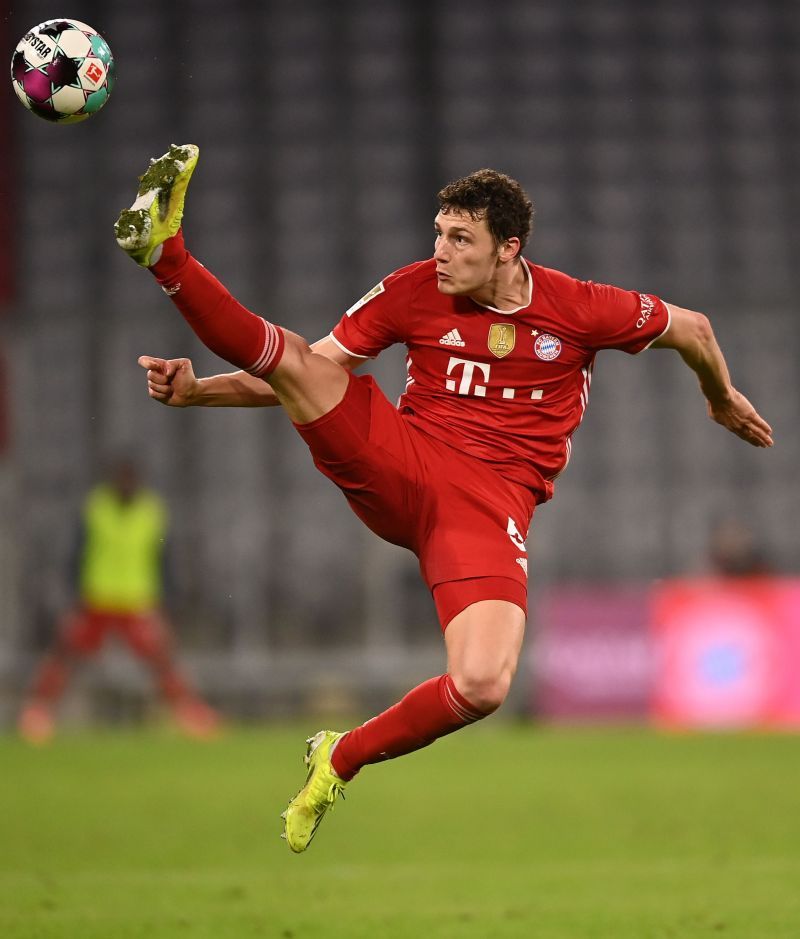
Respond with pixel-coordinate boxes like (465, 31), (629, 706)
(138, 335), (363, 408)
(652, 304), (773, 448)
(138, 355), (277, 407)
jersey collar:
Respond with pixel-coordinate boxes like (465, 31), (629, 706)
(472, 259), (533, 316)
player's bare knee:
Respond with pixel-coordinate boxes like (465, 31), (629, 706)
(452, 668), (512, 714)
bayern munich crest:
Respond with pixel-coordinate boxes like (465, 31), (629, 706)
(534, 333), (562, 360)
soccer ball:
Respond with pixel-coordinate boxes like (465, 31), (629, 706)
(11, 19), (115, 124)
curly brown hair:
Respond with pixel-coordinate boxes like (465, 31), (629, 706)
(437, 169), (534, 251)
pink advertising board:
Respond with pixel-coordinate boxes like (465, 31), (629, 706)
(530, 585), (655, 720)
(651, 578), (800, 728)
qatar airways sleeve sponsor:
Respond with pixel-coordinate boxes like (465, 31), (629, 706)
(636, 293), (655, 328)
(640, 296), (672, 349)
(583, 281), (670, 354)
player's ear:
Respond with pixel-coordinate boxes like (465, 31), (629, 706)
(499, 237), (521, 262)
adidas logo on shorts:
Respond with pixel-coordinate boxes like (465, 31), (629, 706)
(439, 328), (465, 347)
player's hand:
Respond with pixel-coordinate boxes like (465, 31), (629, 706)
(707, 389), (774, 448)
(138, 355), (199, 407)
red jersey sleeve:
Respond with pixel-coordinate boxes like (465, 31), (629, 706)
(583, 282), (671, 354)
(331, 263), (417, 358)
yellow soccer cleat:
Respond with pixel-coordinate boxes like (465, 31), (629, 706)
(281, 730), (347, 853)
(17, 701), (55, 745)
(114, 143), (199, 267)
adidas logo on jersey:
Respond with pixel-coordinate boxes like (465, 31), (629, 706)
(439, 329), (465, 347)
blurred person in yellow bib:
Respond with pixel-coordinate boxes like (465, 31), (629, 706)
(18, 457), (220, 743)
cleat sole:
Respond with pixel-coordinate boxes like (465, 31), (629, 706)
(114, 143), (199, 267)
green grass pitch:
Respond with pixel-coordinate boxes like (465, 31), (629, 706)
(1, 723), (799, 938)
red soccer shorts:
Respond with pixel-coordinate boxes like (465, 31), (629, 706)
(294, 373), (535, 628)
(60, 607), (173, 659)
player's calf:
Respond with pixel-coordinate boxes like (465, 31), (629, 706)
(116, 146), (286, 378)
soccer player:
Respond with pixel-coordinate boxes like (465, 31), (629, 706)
(18, 456), (220, 743)
(115, 145), (772, 852)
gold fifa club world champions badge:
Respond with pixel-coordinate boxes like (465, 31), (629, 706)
(488, 323), (515, 358)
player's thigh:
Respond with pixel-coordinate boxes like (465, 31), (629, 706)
(60, 608), (109, 654)
(119, 612), (172, 659)
(417, 458), (534, 599)
(295, 373), (423, 548)
(444, 598), (526, 708)
(269, 330), (350, 425)
(445, 598), (527, 676)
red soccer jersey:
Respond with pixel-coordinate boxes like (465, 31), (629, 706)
(330, 258), (670, 502)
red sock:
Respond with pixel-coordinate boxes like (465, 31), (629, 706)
(31, 656), (70, 702)
(154, 666), (191, 704)
(150, 231), (284, 377)
(330, 674), (486, 781)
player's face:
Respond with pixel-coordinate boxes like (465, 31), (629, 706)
(433, 210), (501, 295)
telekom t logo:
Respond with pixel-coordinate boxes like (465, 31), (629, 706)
(445, 356), (491, 396)
(444, 355), (544, 401)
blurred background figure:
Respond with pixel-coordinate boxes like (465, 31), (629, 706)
(707, 517), (772, 578)
(17, 457), (220, 743)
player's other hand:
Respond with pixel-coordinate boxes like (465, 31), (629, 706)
(138, 355), (198, 407)
(707, 389), (774, 448)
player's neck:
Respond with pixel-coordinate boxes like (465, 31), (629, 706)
(469, 258), (529, 312)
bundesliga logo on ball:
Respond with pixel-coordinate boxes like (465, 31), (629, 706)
(11, 19), (115, 123)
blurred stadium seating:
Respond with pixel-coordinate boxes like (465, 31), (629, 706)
(1, 0), (797, 724)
